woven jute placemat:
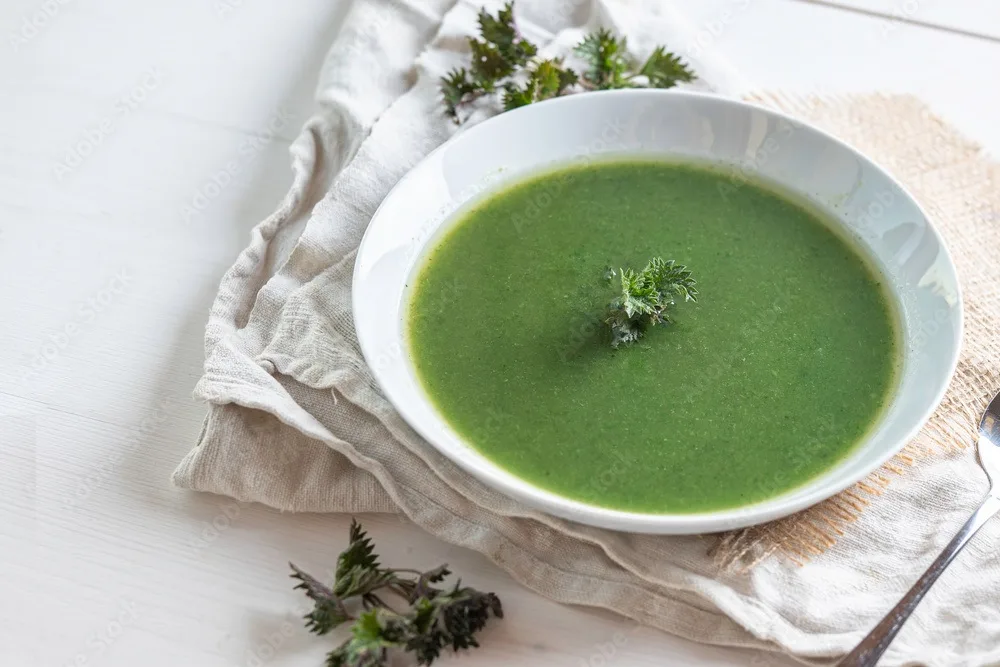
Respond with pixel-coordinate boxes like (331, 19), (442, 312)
(713, 93), (1000, 569)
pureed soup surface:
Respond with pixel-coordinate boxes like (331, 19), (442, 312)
(407, 160), (898, 513)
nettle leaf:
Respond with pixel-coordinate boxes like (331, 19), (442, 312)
(293, 521), (503, 666)
(501, 81), (534, 111)
(604, 257), (698, 348)
(440, 68), (477, 120)
(609, 318), (644, 349)
(638, 46), (696, 88)
(326, 610), (402, 667)
(502, 58), (579, 111)
(477, 2), (536, 66)
(574, 28), (630, 88)
(574, 28), (695, 92)
(468, 38), (515, 89)
(335, 519), (380, 583)
(403, 585), (503, 666)
(532, 59), (564, 98)
(290, 563), (352, 635)
(646, 257), (698, 302)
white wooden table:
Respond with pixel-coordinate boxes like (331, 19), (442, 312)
(2, 1), (998, 665)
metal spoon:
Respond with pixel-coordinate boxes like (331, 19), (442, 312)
(837, 389), (1000, 666)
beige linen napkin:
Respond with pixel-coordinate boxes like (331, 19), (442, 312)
(173, 1), (1000, 664)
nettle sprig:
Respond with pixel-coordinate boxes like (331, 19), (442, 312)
(441, 3), (696, 122)
(290, 520), (503, 667)
(604, 257), (698, 348)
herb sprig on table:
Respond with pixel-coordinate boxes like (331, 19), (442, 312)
(604, 257), (698, 348)
(441, 2), (696, 122)
(291, 520), (503, 666)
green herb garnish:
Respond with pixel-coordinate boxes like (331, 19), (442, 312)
(604, 257), (698, 348)
(291, 520), (503, 666)
(441, 2), (695, 122)
(502, 58), (578, 110)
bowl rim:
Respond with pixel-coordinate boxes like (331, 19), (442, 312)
(353, 88), (964, 534)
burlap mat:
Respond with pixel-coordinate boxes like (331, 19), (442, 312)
(713, 92), (1000, 569)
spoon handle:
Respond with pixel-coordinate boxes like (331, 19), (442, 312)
(837, 494), (1000, 667)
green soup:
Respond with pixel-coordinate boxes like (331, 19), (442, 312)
(407, 160), (898, 513)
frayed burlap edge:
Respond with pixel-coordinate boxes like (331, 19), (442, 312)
(713, 93), (1000, 570)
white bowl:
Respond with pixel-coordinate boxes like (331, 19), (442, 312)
(353, 90), (962, 534)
